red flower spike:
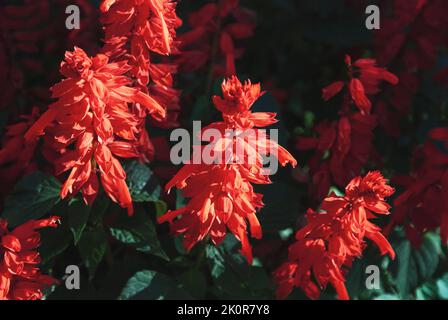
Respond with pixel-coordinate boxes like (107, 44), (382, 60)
(274, 171), (395, 300)
(25, 47), (166, 215)
(0, 216), (60, 300)
(158, 76), (297, 264)
(322, 55), (398, 114)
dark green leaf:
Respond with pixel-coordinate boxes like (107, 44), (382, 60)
(125, 161), (161, 202)
(67, 198), (91, 244)
(119, 270), (176, 300)
(205, 245), (225, 279)
(2, 172), (61, 227)
(390, 231), (441, 298)
(109, 208), (168, 260)
(78, 226), (108, 278)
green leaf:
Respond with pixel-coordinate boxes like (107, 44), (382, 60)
(125, 160), (161, 203)
(67, 198), (91, 244)
(437, 274), (448, 299)
(415, 282), (439, 300)
(119, 270), (176, 300)
(109, 208), (168, 260)
(390, 231), (441, 298)
(205, 245), (225, 279)
(77, 226), (108, 278)
(2, 172), (61, 227)
(415, 273), (448, 300)
(154, 200), (168, 217)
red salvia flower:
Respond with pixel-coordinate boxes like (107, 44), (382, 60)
(176, 0), (256, 77)
(322, 55), (398, 114)
(274, 171), (395, 300)
(158, 76), (297, 263)
(100, 0), (182, 160)
(25, 47), (166, 215)
(0, 216), (60, 300)
(372, 0), (448, 137)
(297, 107), (378, 200)
(388, 127), (448, 246)
(298, 54), (398, 202)
(0, 107), (40, 195)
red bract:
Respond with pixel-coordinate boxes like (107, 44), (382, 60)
(158, 76), (297, 263)
(373, 0), (448, 134)
(388, 127), (448, 246)
(0, 216), (59, 300)
(297, 112), (377, 200)
(298, 55), (397, 201)
(100, 0), (182, 161)
(24, 47), (166, 215)
(176, 0), (256, 77)
(0, 108), (40, 195)
(274, 171), (395, 300)
(322, 55), (398, 114)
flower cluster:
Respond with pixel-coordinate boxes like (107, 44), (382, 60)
(374, 0), (448, 136)
(25, 47), (166, 215)
(274, 171), (395, 300)
(322, 55), (398, 114)
(388, 127), (448, 246)
(0, 108), (40, 194)
(158, 76), (296, 263)
(0, 216), (59, 300)
(297, 55), (398, 200)
(101, 0), (182, 144)
(176, 0), (256, 77)
(99, 0), (184, 191)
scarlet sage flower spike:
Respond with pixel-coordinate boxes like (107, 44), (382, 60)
(25, 47), (166, 215)
(176, 0), (256, 77)
(389, 127), (448, 246)
(0, 216), (60, 300)
(322, 55), (398, 114)
(158, 76), (297, 264)
(0, 107), (40, 194)
(274, 171), (395, 300)
(100, 0), (182, 160)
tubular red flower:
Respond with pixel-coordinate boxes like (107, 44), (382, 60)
(100, 0), (182, 161)
(0, 108), (40, 194)
(388, 127), (448, 245)
(0, 216), (60, 300)
(176, 0), (256, 77)
(158, 76), (297, 263)
(274, 171), (395, 300)
(25, 47), (166, 215)
(322, 55), (398, 114)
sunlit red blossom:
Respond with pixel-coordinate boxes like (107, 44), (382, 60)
(0, 216), (60, 300)
(322, 55), (398, 114)
(0, 108), (40, 195)
(176, 0), (256, 77)
(100, 0), (182, 161)
(387, 127), (448, 246)
(24, 47), (166, 215)
(274, 171), (395, 300)
(158, 76), (297, 263)
(297, 112), (378, 201)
